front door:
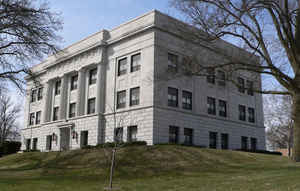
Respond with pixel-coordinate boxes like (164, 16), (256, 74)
(60, 128), (70, 151)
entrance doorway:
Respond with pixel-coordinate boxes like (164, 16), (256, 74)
(60, 128), (70, 151)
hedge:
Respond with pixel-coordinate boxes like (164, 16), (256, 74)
(0, 141), (21, 157)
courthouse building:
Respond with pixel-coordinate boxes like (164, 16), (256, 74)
(21, 10), (265, 151)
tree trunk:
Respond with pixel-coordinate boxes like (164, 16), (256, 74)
(108, 148), (116, 190)
(292, 94), (300, 162)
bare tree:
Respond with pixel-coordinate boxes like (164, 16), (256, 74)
(170, 0), (300, 161)
(0, 0), (62, 91)
(265, 94), (293, 156)
(0, 88), (21, 146)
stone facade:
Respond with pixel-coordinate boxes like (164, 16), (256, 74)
(21, 10), (265, 151)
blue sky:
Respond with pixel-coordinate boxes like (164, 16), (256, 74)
(50, 0), (179, 48)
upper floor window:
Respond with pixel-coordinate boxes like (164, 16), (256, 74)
(87, 98), (96, 114)
(247, 80), (254, 96)
(35, 111), (41, 125)
(118, 58), (127, 76)
(37, 87), (43, 100)
(69, 103), (76, 118)
(31, 89), (37, 102)
(117, 90), (126, 109)
(182, 90), (192, 110)
(55, 80), (61, 95)
(248, 107), (255, 123)
(207, 68), (215, 84)
(219, 100), (227, 117)
(29, 113), (35, 125)
(53, 107), (59, 121)
(239, 105), (246, 121)
(130, 87), (140, 106)
(217, 70), (226, 86)
(168, 87), (178, 107)
(207, 97), (216, 115)
(168, 53), (178, 72)
(237, 77), (245, 93)
(89, 68), (97, 85)
(71, 75), (78, 90)
(131, 53), (141, 72)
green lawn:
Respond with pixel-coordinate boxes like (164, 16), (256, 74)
(0, 145), (299, 191)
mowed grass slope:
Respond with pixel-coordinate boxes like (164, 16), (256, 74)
(0, 145), (300, 191)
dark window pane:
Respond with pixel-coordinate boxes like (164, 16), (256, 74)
(130, 87), (140, 106)
(219, 100), (227, 117)
(168, 53), (178, 72)
(88, 98), (96, 114)
(71, 75), (78, 90)
(217, 70), (226, 86)
(118, 58), (127, 76)
(247, 80), (254, 96)
(69, 103), (76, 118)
(184, 128), (193, 145)
(251, 137), (257, 151)
(37, 87), (43, 100)
(168, 87), (178, 107)
(248, 107), (255, 123)
(169, 126), (179, 144)
(55, 80), (61, 95)
(207, 97), (216, 115)
(128, 126), (138, 142)
(89, 68), (97, 85)
(32, 138), (38, 150)
(209, 132), (217, 149)
(241, 136), (248, 150)
(114, 127), (123, 143)
(117, 90), (126, 109)
(221, 133), (229, 149)
(81, 131), (89, 147)
(35, 111), (41, 125)
(182, 90), (192, 110)
(31, 89), (37, 102)
(239, 105), (246, 121)
(238, 77), (245, 93)
(29, 113), (35, 125)
(207, 68), (215, 84)
(53, 107), (59, 121)
(131, 53), (141, 72)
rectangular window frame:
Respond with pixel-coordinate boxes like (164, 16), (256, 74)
(182, 90), (192, 110)
(209, 132), (218, 149)
(168, 87), (178, 107)
(70, 74), (78, 90)
(31, 89), (37, 102)
(184, 128), (193, 145)
(248, 107), (255, 123)
(89, 68), (97, 85)
(29, 113), (35, 126)
(217, 70), (226, 86)
(207, 68), (215, 84)
(87, 98), (96, 114)
(118, 57), (127, 76)
(241, 136), (248, 150)
(55, 80), (61, 95)
(207, 97), (216, 115)
(238, 77), (245, 93)
(221, 133), (229, 150)
(37, 87), (43, 100)
(130, 87), (140, 106)
(239, 105), (246, 121)
(69, 103), (76, 118)
(169, 126), (179, 144)
(114, 127), (123, 143)
(131, 53), (141, 72)
(246, 80), (254, 96)
(53, 107), (59, 121)
(128, 126), (138, 142)
(35, 111), (41, 125)
(167, 53), (178, 72)
(219, 100), (227, 117)
(117, 90), (126, 109)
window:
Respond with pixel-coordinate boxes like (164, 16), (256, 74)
(69, 103), (76, 118)
(182, 90), (192, 110)
(89, 68), (97, 85)
(55, 80), (61, 95)
(246, 80), (254, 96)
(80, 131), (89, 147)
(168, 87), (178, 107)
(207, 97), (216, 115)
(71, 75), (78, 90)
(248, 107), (255, 123)
(117, 90), (126, 109)
(130, 87), (140, 106)
(25, 139), (31, 151)
(251, 137), (257, 151)
(31, 89), (37, 102)
(37, 87), (43, 100)
(46, 135), (52, 151)
(118, 58), (127, 76)
(114, 127), (123, 143)
(29, 113), (35, 126)
(128, 126), (137, 142)
(35, 111), (41, 125)
(241, 136), (248, 150)
(207, 68), (215, 84)
(237, 77), (245, 93)
(53, 107), (59, 121)
(169, 126), (179, 144)
(217, 70), (226, 86)
(168, 53), (178, 72)
(184, 128), (193, 145)
(209, 132), (218, 149)
(221, 133), (229, 150)
(131, 53), (141, 72)
(32, 138), (38, 150)
(87, 98), (96, 114)
(219, 100), (227, 117)
(239, 105), (246, 121)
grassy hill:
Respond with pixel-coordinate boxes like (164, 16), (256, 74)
(0, 145), (300, 191)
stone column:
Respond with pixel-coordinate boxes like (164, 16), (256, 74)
(76, 68), (86, 116)
(96, 63), (106, 114)
(60, 75), (68, 120)
(42, 80), (53, 123)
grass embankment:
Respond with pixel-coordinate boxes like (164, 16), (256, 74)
(0, 145), (300, 191)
